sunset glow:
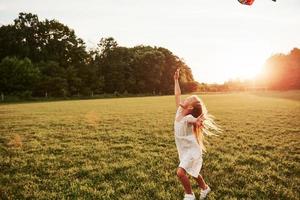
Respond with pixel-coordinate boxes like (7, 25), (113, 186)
(1, 0), (299, 83)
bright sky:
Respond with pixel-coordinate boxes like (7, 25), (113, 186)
(0, 0), (300, 83)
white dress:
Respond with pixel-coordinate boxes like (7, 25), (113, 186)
(174, 107), (203, 178)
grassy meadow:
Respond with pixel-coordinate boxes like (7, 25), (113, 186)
(0, 91), (299, 200)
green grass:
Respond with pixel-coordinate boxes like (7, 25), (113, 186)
(0, 91), (299, 199)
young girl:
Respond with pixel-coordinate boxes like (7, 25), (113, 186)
(173, 69), (220, 200)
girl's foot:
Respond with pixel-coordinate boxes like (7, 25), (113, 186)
(200, 186), (211, 199)
(183, 192), (196, 200)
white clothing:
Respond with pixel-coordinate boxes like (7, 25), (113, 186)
(174, 107), (203, 178)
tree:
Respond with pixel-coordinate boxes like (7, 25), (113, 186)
(157, 47), (179, 94)
(181, 81), (200, 93)
(0, 12), (90, 97)
(34, 61), (68, 97)
(133, 48), (165, 93)
(38, 19), (88, 67)
(0, 57), (40, 97)
(93, 39), (196, 94)
(262, 48), (300, 90)
(98, 37), (118, 57)
(0, 13), (198, 97)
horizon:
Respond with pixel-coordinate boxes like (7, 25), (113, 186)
(0, 0), (299, 83)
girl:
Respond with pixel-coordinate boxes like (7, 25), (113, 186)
(173, 69), (220, 200)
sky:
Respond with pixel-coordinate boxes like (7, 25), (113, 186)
(0, 0), (300, 83)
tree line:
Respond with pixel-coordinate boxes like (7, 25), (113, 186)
(0, 13), (197, 99)
(194, 48), (300, 93)
(1, 13), (299, 100)
(194, 48), (300, 92)
(258, 48), (300, 90)
(222, 48), (300, 92)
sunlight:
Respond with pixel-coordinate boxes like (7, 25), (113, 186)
(191, 44), (269, 83)
(223, 38), (275, 80)
(223, 51), (265, 80)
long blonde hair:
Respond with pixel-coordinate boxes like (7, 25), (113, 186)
(191, 97), (221, 151)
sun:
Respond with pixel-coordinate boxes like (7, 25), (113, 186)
(218, 45), (269, 82)
(192, 42), (272, 84)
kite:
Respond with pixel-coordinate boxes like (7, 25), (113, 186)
(238, 0), (276, 6)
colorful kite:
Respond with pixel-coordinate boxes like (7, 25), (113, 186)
(238, 0), (276, 6)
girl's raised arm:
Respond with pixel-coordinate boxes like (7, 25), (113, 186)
(174, 69), (181, 108)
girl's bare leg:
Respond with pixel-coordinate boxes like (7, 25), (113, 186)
(194, 174), (208, 190)
(177, 167), (193, 194)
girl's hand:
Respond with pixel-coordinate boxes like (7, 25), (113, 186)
(174, 68), (180, 80)
(196, 120), (203, 128)
(187, 114), (204, 126)
(196, 114), (204, 127)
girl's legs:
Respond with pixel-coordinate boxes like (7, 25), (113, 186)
(176, 167), (193, 194)
(193, 174), (208, 190)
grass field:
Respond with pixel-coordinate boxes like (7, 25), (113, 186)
(0, 91), (299, 200)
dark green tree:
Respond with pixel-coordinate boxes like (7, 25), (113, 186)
(0, 57), (40, 97)
(0, 13), (198, 98)
(34, 61), (68, 97)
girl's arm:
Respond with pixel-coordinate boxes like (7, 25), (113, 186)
(187, 114), (204, 127)
(174, 69), (181, 108)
